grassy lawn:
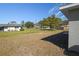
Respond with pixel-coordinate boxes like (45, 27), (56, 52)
(0, 29), (65, 56)
(0, 28), (41, 37)
(0, 28), (63, 38)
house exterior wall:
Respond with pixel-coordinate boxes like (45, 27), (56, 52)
(68, 8), (79, 21)
(61, 8), (79, 49)
(15, 27), (21, 31)
(4, 27), (8, 31)
(4, 27), (21, 32)
(69, 21), (79, 48)
(60, 4), (79, 52)
(60, 25), (69, 31)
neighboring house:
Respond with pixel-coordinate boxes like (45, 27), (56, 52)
(60, 25), (69, 31)
(41, 26), (51, 30)
(34, 24), (40, 29)
(60, 21), (69, 31)
(60, 3), (79, 52)
(34, 24), (51, 29)
(0, 24), (22, 32)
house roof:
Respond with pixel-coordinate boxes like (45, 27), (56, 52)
(60, 3), (79, 21)
(60, 3), (79, 10)
(0, 24), (22, 27)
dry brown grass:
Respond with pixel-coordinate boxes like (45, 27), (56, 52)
(0, 30), (65, 56)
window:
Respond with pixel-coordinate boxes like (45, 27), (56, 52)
(15, 26), (19, 28)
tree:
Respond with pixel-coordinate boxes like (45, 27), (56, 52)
(38, 14), (62, 30)
(38, 18), (49, 29)
(48, 15), (62, 29)
(21, 20), (25, 27)
(39, 18), (49, 27)
(25, 21), (34, 28)
(62, 20), (68, 25)
(38, 20), (43, 28)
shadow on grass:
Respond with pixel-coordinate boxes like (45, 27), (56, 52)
(41, 31), (79, 56)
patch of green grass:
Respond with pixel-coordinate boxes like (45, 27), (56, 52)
(40, 29), (63, 33)
(0, 29), (64, 55)
(0, 28), (63, 38)
(0, 28), (41, 37)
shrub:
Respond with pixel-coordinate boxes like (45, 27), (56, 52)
(20, 28), (24, 31)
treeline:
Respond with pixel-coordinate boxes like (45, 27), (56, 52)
(21, 21), (34, 28)
(21, 14), (68, 30)
(38, 15), (62, 30)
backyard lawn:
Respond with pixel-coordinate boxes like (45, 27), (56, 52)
(0, 28), (41, 37)
(0, 28), (63, 37)
(0, 29), (66, 56)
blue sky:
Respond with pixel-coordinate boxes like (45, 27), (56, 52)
(0, 3), (67, 24)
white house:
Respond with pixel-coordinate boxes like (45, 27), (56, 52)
(60, 3), (79, 52)
(0, 24), (22, 32)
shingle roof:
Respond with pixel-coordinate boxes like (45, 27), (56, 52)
(0, 24), (22, 27)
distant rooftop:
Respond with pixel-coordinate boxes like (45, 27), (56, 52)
(0, 24), (22, 27)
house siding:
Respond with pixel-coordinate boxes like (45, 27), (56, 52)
(60, 4), (79, 52)
(69, 21), (79, 48)
(4, 27), (21, 32)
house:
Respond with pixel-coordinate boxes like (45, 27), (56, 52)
(60, 20), (69, 31)
(34, 24), (51, 30)
(60, 3), (79, 52)
(60, 25), (69, 31)
(0, 24), (22, 32)
(41, 26), (51, 30)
